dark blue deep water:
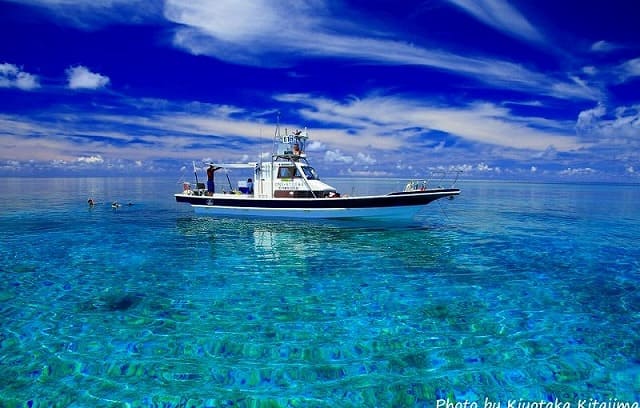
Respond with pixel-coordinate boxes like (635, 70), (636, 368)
(0, 177), (638, 407)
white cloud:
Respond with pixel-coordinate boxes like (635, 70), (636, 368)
(444, 0), (545, 45)
(560, 167), (596, 176)
(355, 152), (376, 165)
(279, 93), (584, 151)
(77, 154), (104, 164)
(163, 0), (598, 101)
(576, 104), (606, 131)
(591, 40), (618, 53)
(0, 160), (21, 173)
(432, 141), (446, 152)
(577, 104), (640, 141)
(455, 164), (474, 173)
(503, 100), (543, 107)
(0, 104), (298, 165)
(476, 162), (500, 172)
(66, 66), (110, 89)
(7, 2), (600, 101)
(324, 150), (353, 164)
(0, 93), (631, 178)
(0, 63), (40, 90)
(306, 140), (325, 152)
(345, 168), (391, 177)
(617, 57), (640, 83)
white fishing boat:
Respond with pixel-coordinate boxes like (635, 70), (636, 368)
(175, 124), (460, 220)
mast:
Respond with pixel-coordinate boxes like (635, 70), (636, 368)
(272, 111), (281, 157)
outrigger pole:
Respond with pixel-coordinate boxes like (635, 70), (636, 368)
(192, 161), (199, 185)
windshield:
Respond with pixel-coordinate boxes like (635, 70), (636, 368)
(301, 166), (319, 180)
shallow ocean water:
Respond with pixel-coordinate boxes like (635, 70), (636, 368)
(0, 177), (639, 407)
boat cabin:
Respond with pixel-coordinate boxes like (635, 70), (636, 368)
(184, 127), (338, 199)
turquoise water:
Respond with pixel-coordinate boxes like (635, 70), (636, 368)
(1, 177), (639, 407)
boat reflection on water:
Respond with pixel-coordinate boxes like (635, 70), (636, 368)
(174, 215), (456, 278)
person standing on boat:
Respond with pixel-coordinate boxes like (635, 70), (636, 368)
(247, 178), (254, 194)
(207, 165), (218, 195)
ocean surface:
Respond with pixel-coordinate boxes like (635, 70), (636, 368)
(0, 177), (638, 407)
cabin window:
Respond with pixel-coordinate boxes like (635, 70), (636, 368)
(278, 167), (295, 178)
(301, 166), (318, 180)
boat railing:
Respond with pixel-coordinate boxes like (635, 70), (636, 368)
(404, 170), (462, 191)
(180, 181), (208, 196)
(431, 169), (462, 188)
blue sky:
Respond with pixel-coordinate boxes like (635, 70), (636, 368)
(1, 0), (639, 181)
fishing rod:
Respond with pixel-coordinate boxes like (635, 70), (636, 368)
(225, 173), (233, 192)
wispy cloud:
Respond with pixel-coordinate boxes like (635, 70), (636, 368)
(0, 102), (274, 167)
(164, 0), (598, 101)
(0, 91), (582, 172)
(4, 0), (602, 102)
(443, 0), (545, 45)
(1, 91), (636, 178)
(66, 66), (110, 89)
(616, 57), (640, 83)
(164, 0), (325, 60)
(8, 0), (163, 29)
(275, 93), (583, 151)
(0, 63), (40, 90)
(591, 40), (620, 53)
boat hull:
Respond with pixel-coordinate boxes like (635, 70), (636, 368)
(175, 188), (460, 220)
